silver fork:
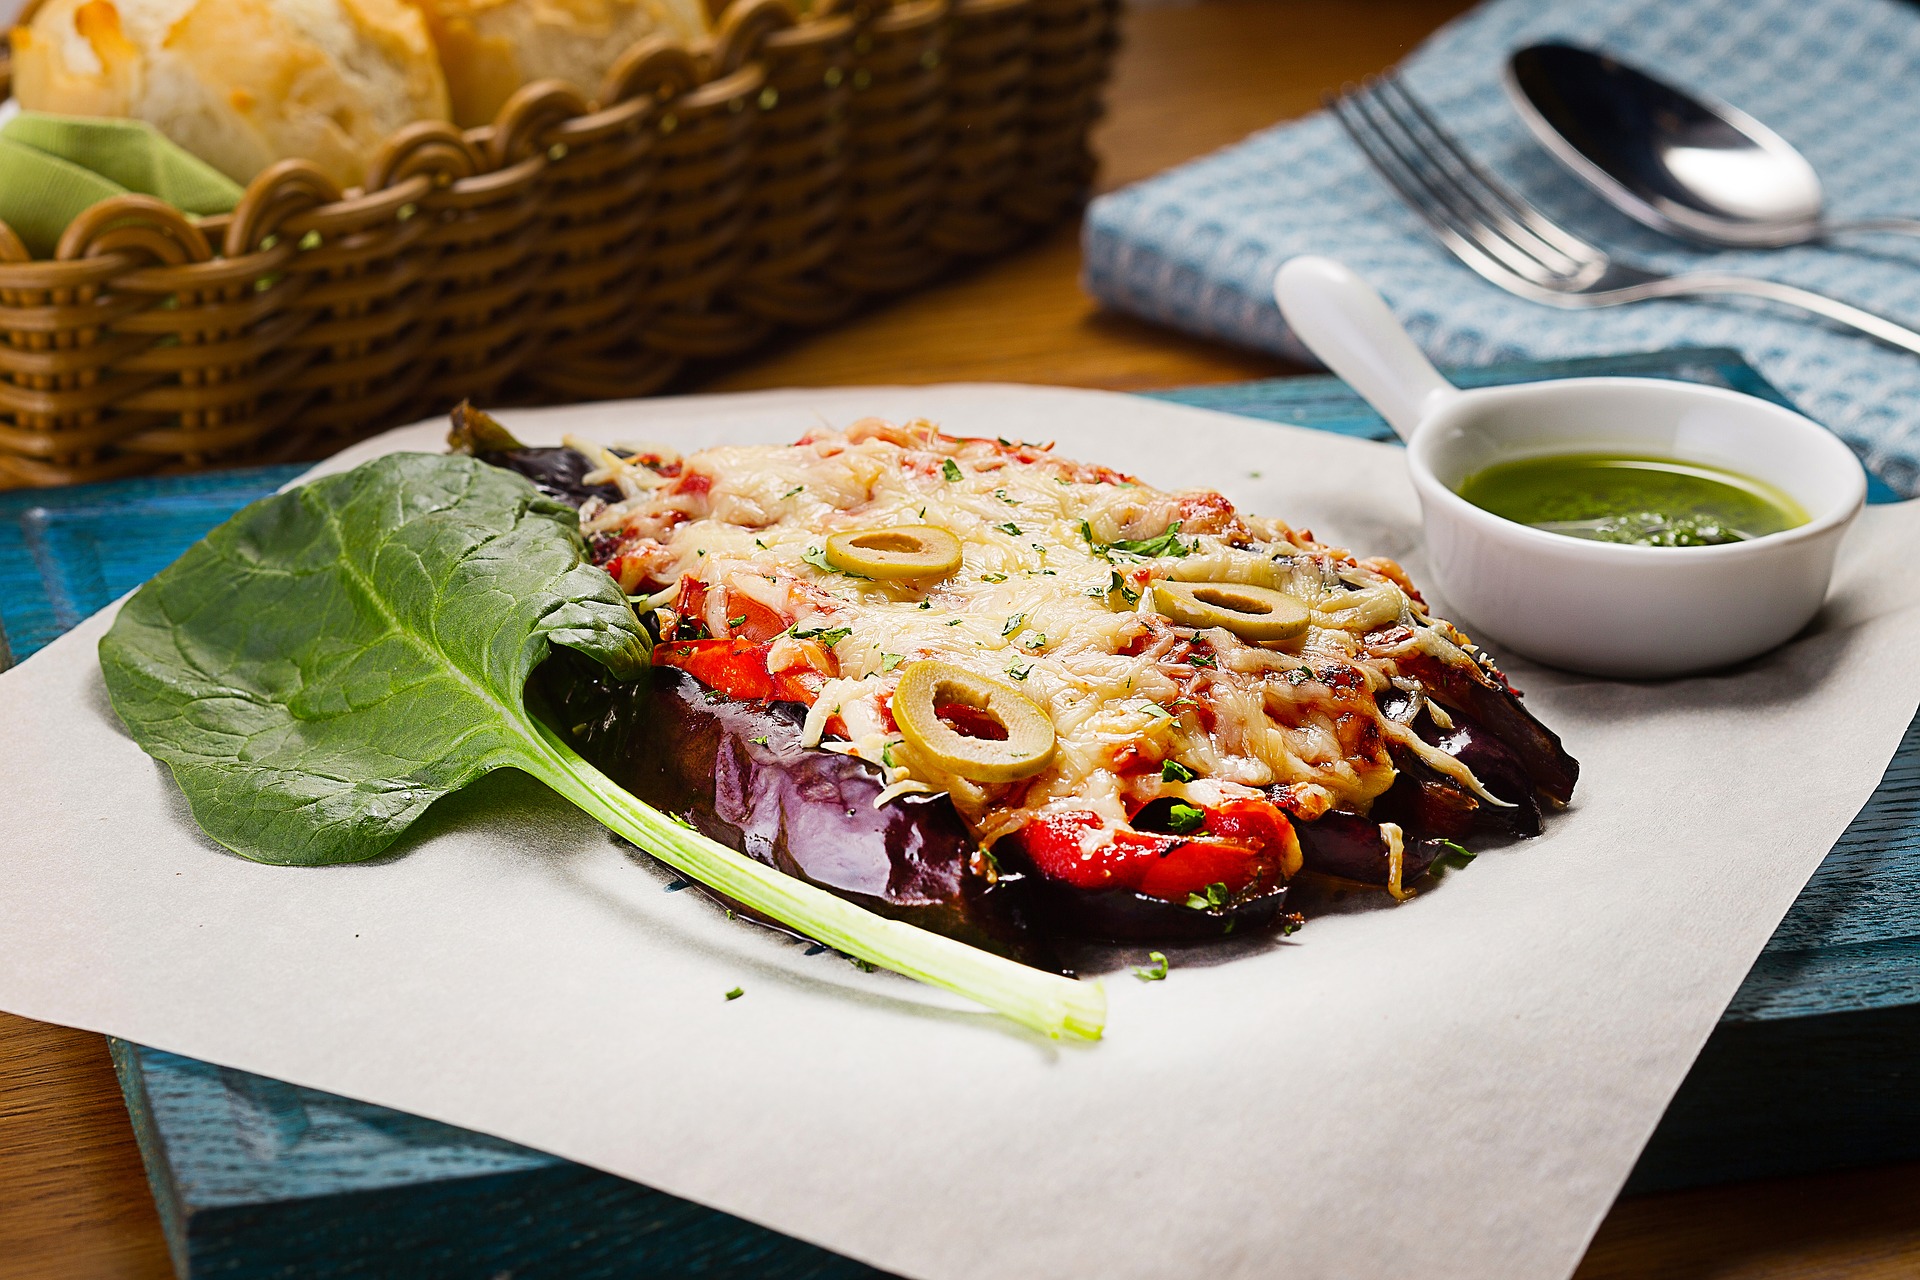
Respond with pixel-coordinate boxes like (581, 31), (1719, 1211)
(1331, 74), (1920, 357)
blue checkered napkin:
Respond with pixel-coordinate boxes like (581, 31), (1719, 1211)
(1084, 0), (1920, 495)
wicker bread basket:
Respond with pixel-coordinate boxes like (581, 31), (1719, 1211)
(0, 0), (1116, 488)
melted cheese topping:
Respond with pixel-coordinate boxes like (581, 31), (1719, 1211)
(579, 418), (1488, 849)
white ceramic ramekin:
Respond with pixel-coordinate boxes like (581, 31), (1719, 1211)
(1274, 256), (1866, 678)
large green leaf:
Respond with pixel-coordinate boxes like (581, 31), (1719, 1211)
(99, 452), (649, 865)
(97, 452), (1104, 1038)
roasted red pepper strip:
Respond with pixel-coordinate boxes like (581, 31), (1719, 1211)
(652, 638), (820, 705)
(669, 578), (792, 643)
(1014, 799), (1300, 902)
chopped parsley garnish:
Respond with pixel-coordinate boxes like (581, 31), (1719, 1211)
(880, 740), (898, 768)
(1110, 522), (1196, 558)
(753, 538), (768, 550)
(792, 624), (852, 647)
(781, 485), (805, 499)
(1007, 662), (1033, 681)
(1185, 881), (1231, 911)
(917, 600), (933, 610)
(727, 614), (747, 629)
(1161, 760), (1195, 783)
(941, 459), (963, 482)
(996, 521), (1022, 536)
(1001, 612), (1025, 636)
(1022, 633), (1046, 650)
(881, 652), (904, 672)
(1104, 570), (1140, 604)
(1435, 838), (1476, 870)
(802, 546), (867, 579)
(946, 619), (963, 626)
(725, 986), (744, 1001)
(982, 572), (1008, 583)
(1284, 666), (1313, 685)
(1081, 519), (1195, 558)
(995, 488), (1018, 505)
(1187, 651), (1216, 668)
(749, 735), (771, 746)
(1133, 951), (1170, 982)
(1166, 803), (1207, 835)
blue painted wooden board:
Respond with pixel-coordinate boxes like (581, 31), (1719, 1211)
(3, 348), (1915, 1278)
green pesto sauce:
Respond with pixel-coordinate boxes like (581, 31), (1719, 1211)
(1456, 453), (1807, 547)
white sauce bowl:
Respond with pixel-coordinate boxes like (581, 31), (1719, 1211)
(1275, 257), (1866, 678)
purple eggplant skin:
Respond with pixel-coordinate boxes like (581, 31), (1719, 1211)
(1013, 878), (1289, 944)
(1292, 698), (1546, 889)
(446, 406), (623, 507)
(1290, 812), (1446, 887)
(1429, 720), (1544, 837)
(534, 655), (1050, 966)
(1400, 653), (1579, 806)
(487, 446), (623, 508)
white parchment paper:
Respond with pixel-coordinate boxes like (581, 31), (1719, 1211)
(3, 385), (1918, 1280)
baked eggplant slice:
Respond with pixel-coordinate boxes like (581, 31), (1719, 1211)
(538, 654), (1049, 963)
(460, 408), (1580, 957)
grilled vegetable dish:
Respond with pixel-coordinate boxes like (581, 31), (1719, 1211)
(457, 406), (1579, 964)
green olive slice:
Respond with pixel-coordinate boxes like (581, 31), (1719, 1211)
(892, 660), (1056, 782)
(1151, 579), (1310, 642)
(825, 525), (963, 580)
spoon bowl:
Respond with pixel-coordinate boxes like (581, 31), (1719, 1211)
(1505, 43), (1919, 249)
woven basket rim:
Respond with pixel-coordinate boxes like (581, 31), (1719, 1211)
(0, 0), (876, 281)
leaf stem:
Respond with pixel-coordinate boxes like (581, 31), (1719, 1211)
(516, 716), (1106, 1040)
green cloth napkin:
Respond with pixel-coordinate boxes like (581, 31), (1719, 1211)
(0, 114), (243, 258)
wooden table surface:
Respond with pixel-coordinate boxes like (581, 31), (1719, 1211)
(4, 2), (1919, 1277)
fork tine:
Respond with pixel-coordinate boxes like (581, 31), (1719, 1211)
(1331, 86), (1568, 292)
(1356, 79), (1586, 283)
(1373, 74), (1601, 273)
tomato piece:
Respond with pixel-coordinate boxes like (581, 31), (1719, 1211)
(671, 577), (708, 626)
(652, 638), (775, 702)
(1016, 811), (1142, 890)
(668, 577), (791, 642)
(771, 668), (825, 704)
(935, 701), (1009, 742)
(653, 636), (824, 706)
(1120, 831), (1267, 901)
(1204, 798), (1303, 879)
(1173, 490), (1240, 536)
(1014, 799), (1300, 902)
(724, 593), (790, 642)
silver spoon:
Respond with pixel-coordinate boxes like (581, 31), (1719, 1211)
(1504, 43), (1920, 249)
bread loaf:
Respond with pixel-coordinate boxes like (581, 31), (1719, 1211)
(408, 0), (709, 128)
(10, 0), (452, 188)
